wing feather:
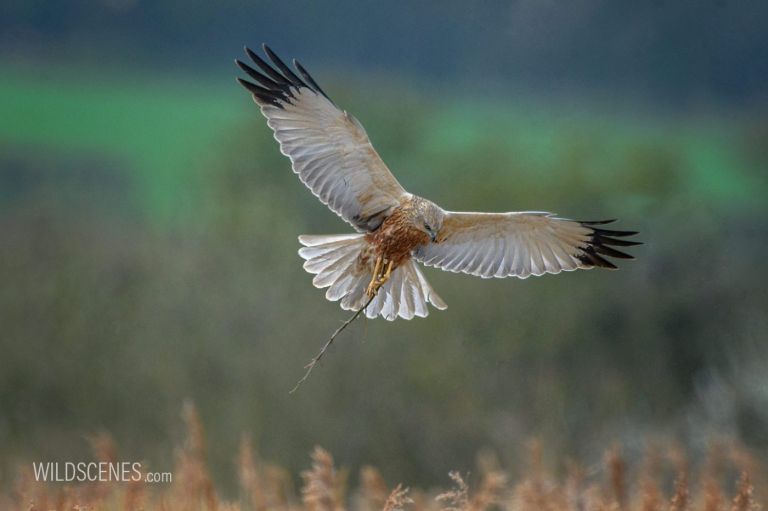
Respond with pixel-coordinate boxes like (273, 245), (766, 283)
(414, 211), (640, 278)
(236, 45), (409, 232)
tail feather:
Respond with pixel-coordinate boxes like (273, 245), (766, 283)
(303, 246), (355, 274)
(298, 234), (447, 321)
(312, 251), (358, 288)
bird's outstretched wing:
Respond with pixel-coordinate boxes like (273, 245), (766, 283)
(236, 45), (409, 232)
(414, 212), (640, 279)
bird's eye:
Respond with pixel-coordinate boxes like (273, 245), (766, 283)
(424, 223), (431, 231)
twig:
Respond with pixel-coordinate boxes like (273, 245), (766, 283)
(289, 293), (377, 394)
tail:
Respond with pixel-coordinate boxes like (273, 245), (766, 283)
(298, 234), (447, 321)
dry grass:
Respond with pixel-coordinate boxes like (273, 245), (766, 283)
(1, 405), (764, 511)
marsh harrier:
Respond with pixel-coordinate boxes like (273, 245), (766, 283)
(236, 45), (640, 321)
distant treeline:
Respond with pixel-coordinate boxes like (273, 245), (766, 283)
(3, 0), (768, 106)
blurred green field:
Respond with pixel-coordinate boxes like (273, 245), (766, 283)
(0, 65), (243, 221)
(1, 63), (763, 223)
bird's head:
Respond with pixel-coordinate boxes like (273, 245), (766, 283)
(412, 197), (445, 243)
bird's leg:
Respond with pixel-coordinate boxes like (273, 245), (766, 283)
(366, 255), (384, 297)
(378, 259), (394, 288)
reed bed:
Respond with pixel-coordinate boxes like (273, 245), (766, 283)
(3, 404), (762, 511)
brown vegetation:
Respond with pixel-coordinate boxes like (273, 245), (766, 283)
(1, 406), (764, 511)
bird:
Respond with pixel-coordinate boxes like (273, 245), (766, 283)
(235, 44), (640, 322)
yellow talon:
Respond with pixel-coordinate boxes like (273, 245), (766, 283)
(366, 256), (395, 297)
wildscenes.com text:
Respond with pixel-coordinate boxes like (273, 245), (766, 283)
(33, 462), (143, 483)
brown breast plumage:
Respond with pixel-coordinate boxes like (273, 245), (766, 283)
(365, 205), (430, 268)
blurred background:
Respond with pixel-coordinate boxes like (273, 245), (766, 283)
(1, 0), (767, 494)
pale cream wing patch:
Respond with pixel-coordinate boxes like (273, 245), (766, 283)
(237, 45), (409, 232)
(413, 212), (639, 279)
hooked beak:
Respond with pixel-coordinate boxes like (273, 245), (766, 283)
(429, 229), (437, 243)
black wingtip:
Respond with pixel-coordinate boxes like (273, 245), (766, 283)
(261, 43), (276, 61)
(577, 249), (619, 270)
(592, 228), (638, 237)
(237, 44), (321, 108)
(262, 44), (308, 88)
(616, 241), (643, 248)
(577, 219), (641, 270)
(244, 46), (265, 69)
(236, 44), (333, 108)
(236, 77), (259, 96)
(292, 58), (332, 101)
(594, 244), (635, 260)
(236, 77), (282, 107)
